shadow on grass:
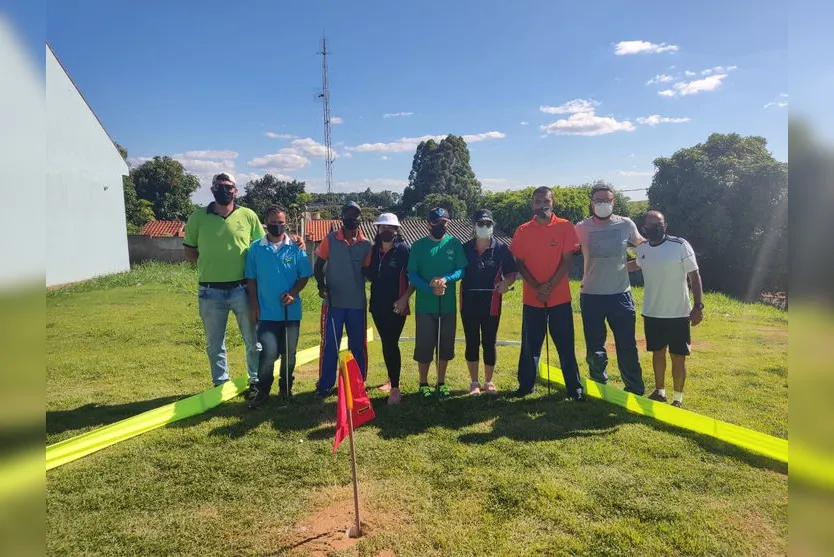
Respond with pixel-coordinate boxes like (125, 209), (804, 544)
(176, 384), (787, 474)
(46, 396), (187, 437)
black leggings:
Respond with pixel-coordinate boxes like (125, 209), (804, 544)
(461, 314), (500, 366)
(371, 310), (407, 388)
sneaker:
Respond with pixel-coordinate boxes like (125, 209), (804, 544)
(387, 387), (402, 405)
(436, 384), (452, 398)
(570, 392), (586, 402)
(248, 388), (269, 409)
(509, 388), (533, 398)
(418, 385), (433, 399)
(671, 400), (682, 408)
(648, 389), (667, 403)
(483, 381), (497, 394)
(469, 381), (482, 396)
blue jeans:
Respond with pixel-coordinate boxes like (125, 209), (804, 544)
(517, 303), (582, 397)
(197, 285), (260, 386)
(317, 305), (367, 396)
(256, 320), (300, 396)
(579, 292), (645, 395)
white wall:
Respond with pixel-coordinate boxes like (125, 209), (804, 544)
(46, 45), (130, 287)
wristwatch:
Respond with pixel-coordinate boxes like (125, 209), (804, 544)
(694, 302), (704, 310)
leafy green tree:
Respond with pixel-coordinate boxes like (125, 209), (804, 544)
(413, 193), (467, 220)
(117, 143), (155, 232)
(130, 156), (200, 220)
(237, 174), (306, 221)
(649, 132), (788, 300)
(481, 186), (591, 235)
(403, 135), (482, 213)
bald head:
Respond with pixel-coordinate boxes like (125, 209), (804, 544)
(645, 210), (665, 226)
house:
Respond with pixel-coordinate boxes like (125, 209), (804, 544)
(140, 221), (185, 238)
(46, 43), (130, 287)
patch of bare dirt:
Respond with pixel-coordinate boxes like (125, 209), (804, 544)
(258, 485), (406, 556)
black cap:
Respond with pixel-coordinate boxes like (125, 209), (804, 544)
(472, 209), (494, 223)
(342, 201), (361, 213)
(428, 207), (451, 223)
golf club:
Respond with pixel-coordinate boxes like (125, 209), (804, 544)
(280, 301), (290, 407)
(436, 289), (442, 393)
(544, 300), (551, 396)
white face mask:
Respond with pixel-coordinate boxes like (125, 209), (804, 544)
(594, 202), (614, 219)
(475, 225), (494, 239)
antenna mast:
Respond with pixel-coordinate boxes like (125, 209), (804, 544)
(318, 33), (334, 202)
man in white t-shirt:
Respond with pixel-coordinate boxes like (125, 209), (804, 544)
(631, 210), (704, 408)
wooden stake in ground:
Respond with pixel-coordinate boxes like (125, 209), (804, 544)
(341, 362), (362, 538)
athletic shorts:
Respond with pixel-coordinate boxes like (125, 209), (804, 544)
(643, 316), (691, 356)
(414, 312), (456, 363)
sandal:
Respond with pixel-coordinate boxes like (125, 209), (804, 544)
(483, 381), (497, 394)
(469, 381), (482, 396)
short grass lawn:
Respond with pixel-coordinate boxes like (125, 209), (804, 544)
(46, 262), (788, 556)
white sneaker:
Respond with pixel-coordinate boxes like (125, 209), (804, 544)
(469, 381), (482, 396)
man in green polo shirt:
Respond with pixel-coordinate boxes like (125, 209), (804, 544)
(183, 172), (265, 391)
(407, 207), (468, 398)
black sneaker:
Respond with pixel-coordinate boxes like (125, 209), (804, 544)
(570, 392), (587, 402)
(648, 390), (667, 403)
(509, 389), (533, 398)
(248, 388), (269, 409)
(671, 400), (682, 408)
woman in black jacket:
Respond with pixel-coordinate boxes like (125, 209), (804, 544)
(363, 213), (413, 404)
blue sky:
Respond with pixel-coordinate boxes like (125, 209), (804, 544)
(41, 0), (790, 204)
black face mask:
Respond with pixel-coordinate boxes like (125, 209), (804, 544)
(267, 224), (286, 237)
(643, 224), (667, 242)
(377, 230), (395, 243)
(430, 224), (446, 239)
(212, 188), (234, 205)
(342, 217), (360, 230)
(535, 207), (550, 219)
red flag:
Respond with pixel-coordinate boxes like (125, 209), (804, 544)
(333, 351), (376, 453)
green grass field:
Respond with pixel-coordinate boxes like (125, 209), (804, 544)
(46, 262), (788, 556)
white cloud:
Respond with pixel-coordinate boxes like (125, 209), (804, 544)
(309, 177), (409, 193)
(520, 121), (529, 126)
(265, 132), (296, 139)
(764, 92), (789, 109)
(701, 65), (738, 75)
(381, 156), (390, 161)
(684, 70), (697, 77)
(646, 74), (675, 85)
(614, 40), (679, 55)
(635, 115), (691, 125)
(540, 99), (600, 114)
(288, 137), (335, 159)
(659, 74), (729, 97)
(248, 151), (310, 172)
(539, 99), (634, 136)
(182, 150), (238, 160)
(382, 112), (414, 118)
(330, 116), (343, 124)
(127, 156), (152, 167)
(619, 170), (653, 177)
(347, 131), (505, 154)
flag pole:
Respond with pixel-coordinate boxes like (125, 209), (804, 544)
(341, 359), (362, 538)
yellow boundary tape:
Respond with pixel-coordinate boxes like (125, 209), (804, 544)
(537, 362), (789, 464)
(44, 329), (374, 472)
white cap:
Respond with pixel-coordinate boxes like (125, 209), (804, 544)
(374, 213), (400, 227)
(212, 172), (236, 186)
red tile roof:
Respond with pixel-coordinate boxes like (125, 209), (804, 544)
(304, 219), (341, 242)
(140, 221), (185, 237)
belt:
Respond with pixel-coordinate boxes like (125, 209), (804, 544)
(199, 280), (246, 290)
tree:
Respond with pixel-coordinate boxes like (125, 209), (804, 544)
(649, 132), (788, 300)
(236, 174), (306, 221)
(413, 193), (467, 221)
(116, 143), (155, 233)
(402, 135), (483, 213)
(480, 186), (592, 235)
(131, 156), (200, 220)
